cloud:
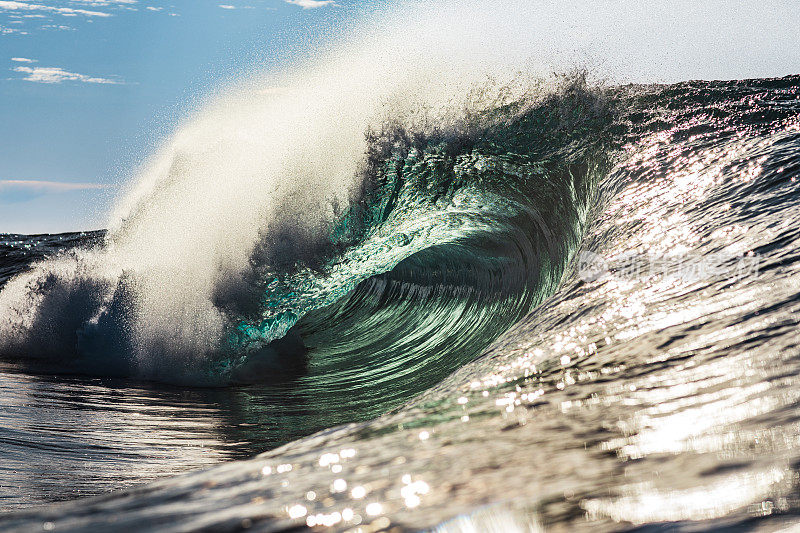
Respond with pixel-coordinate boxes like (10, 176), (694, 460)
(0, 180), (110, 203)
(284, 0), (335, 9)
(12, 65), (122, 84)
(0, 25), (27, 34)
(0, 1), (110, 17)
(10, 57), (35, 62)
(218, 4), (235, 9)
(69, 0), (136, 5)
(0, 180), (108, 192)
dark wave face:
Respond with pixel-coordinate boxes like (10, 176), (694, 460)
(219, 79), (612, 421)
(2, 75), (800, 530)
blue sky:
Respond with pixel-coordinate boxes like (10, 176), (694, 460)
(0, 0), (373, 233)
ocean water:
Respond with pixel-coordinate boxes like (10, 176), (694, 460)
(1, 74), (800, 531)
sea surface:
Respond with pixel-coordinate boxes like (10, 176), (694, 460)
(1, 75), (800, 531)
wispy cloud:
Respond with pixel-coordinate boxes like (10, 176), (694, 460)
(0, 180), (110, 203)
(41, 24), (74, 31)
(284, 0), (335, 9)
(69, 0), (136, 5)
(0, 180), (108, 192)
(12, 65), (122, 84)
(0, 25), (28, 34)
(218, 4), (235, 9)
(0, 1), (111, 17)
(10, 57), (36, 63)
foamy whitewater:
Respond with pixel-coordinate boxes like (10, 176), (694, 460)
(2, 0), (800, 530)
